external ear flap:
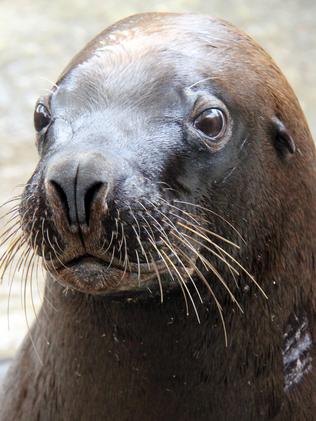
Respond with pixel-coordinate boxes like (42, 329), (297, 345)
(272, 117), (296, 158)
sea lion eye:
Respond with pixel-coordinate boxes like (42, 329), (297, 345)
(34, 103), (51, 133)
(194, 108), (226, 140)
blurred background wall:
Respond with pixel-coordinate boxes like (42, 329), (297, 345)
(0, 0), (315, 362)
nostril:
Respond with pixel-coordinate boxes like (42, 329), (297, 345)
(49, 180), (71, 226)
(84, 182), (104, 225)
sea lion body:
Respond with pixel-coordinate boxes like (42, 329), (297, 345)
(0, 13), (315, 420)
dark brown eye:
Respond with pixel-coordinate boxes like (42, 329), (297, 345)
(34, 103), (51, 133)
(194, 108), (226, 140)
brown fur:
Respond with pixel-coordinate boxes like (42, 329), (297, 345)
(0, 13), (315, 420)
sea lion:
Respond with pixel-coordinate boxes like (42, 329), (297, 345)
(0, 12), (315, 421)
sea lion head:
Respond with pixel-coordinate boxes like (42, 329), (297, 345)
(18, 13), (315, 300)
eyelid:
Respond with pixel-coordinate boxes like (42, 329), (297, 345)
(195, 107), (224, 121)
(190, 94), (227, 121)
(35, 95), (52, 112)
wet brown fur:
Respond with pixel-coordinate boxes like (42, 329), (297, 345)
(0, 13), (315, 421)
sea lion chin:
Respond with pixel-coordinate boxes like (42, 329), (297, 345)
(0, 12), (315, 421)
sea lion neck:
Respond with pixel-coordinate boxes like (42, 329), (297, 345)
(35, 275), (286, 420)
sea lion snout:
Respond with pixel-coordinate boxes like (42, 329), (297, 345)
(45, 152), (110, 231)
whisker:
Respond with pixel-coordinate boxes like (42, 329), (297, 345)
(147, 236), (189, 316)
(46, 228), (62, 258)
(173, 200), (246, 244)
(0, 225), (22, 248)
(46, 232), (68, 271)
(22, 252), (43, 366)
(140, 198), (243, 311)
(123, 229), (132, 272)
(138, 202), (196, 319)
(100, 229), (114, 254)
(100, 230), (114, 254)
(141, 200), (203, 305)
(158, 197), (206, 226)
(200, 234), (268, 299)
(53, 235), (64, 255)
(160, 247), (200, 323)
(119, 223), (130, 282)
(217, 247), (239, 289)
(171, 230), (243, 313)
(176, 247), (228, 346)
(149, 253), (164, 303)
(3, 238), (27, 282)
(135, 249), (141, 285)
(105, 246), (116, 272)
(132, 224), (150, 268)
(20, 247), (33, 312)
(165, 200), (240, 249)
(0, 206), (20, 222)
(0, 195), (22, 211)
(0, 235), (25, 279)
(179, 229), (240, 276)
(159, 236), (203, 304)
(6, 240), (28, 330)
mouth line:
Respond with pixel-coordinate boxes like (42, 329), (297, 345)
(44, 246), (199, 294)
(58, 253), (180, 275)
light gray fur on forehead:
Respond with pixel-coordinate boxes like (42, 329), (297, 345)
(54, 38), (209, 118)
(283, 313), (313, 393)
(59, 27), (215, 90)
(59, 47), (180, 110)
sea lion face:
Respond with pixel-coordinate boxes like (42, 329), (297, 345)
(19, 14), (305, 297)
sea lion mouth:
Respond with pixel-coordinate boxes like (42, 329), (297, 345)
(62, 253), (177, 274)
(51, 252), (194, 295)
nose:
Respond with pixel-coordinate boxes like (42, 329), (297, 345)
(45, 153), (109, 230)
